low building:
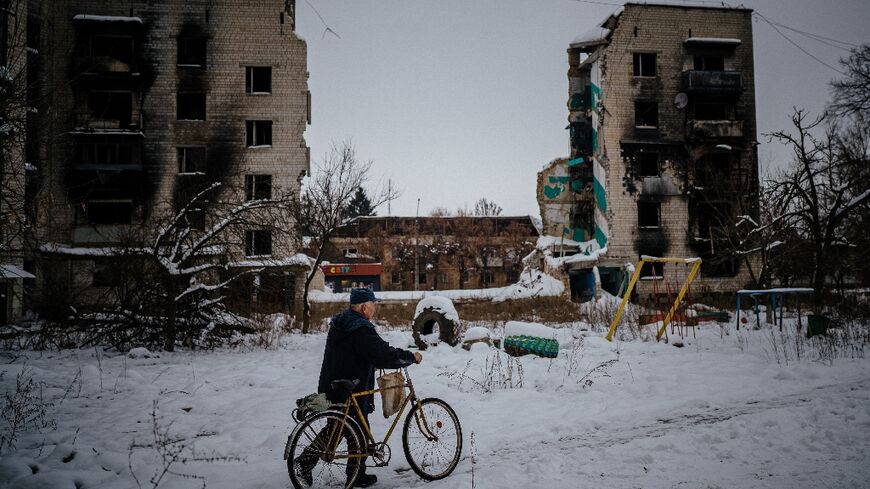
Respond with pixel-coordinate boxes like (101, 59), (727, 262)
(323, 216), (540, 292)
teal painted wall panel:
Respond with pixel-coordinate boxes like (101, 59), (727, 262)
(593, 179), (607, 212)
(594, 225), (607, 248)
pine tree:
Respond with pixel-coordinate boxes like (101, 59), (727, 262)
(345, 186), (376, 219)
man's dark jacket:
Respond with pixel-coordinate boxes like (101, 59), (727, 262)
(317, 309), (416, 412)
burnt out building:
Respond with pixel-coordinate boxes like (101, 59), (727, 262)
(13, 0), (311, 317)
(322, 216), (540, 292)
(538, 2), (759, 299)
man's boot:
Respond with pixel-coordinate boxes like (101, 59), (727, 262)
(351, 473), (377, 488)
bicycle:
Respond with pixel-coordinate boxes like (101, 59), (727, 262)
(284, 368), (462, 489)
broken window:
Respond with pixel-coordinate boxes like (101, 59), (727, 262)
(633, 52), (657, 77)
(177, 147), (205, 173)
(342, 247), (358, 257)
(84, 201), (133, 225)
(636, 152), (660, 177)
(694, 102), (728, 120)
(391, 271), (401, 285)
(88, 91), (133, 127)
(637, 201), (661, 228)
(245, 120), (273, 147)
(27, 17), (40, 51)
(694, 54), (724, 71)
(177, 92), (206, 120)
(90, 36), (134, 70)
(245, 66), (272, 94)
(695, 153), (731, 186)
(245, 229), (273, 256)
(418, 272), (427, 285)
(177, 37), (207, 67)
(185, 209), (205, 230)
(696, 202), (732, 240)
(635, 101), (658, 128)
(245, 174), (272, 200)
(640, 261), (664, 279)
(75, 138), (137, 166)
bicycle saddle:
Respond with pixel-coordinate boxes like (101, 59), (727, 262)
(331, 378), (359, 392)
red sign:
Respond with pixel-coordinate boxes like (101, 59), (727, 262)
(321, 263), (383, 276)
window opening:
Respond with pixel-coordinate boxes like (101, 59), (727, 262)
(245, 120), (273, 147)
(245, 174), (273, 200)
(635, 101), (658, 128)
(637, 201), (661, 228)
(177, 92), (206, 120)
(245, 66), (272, 94)
(633, 53), (657, 77)
(177, 147), (205, 173)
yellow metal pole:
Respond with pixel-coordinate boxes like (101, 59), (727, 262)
(605, 260), (645, 342)
(656, 259), (702, 341)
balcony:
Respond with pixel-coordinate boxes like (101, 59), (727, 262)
(687, 119), (744, 140)
(682, 70), (743, 94)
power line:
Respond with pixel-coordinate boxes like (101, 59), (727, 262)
(753, 11), (846, 75)
(759, 16), (858, 52)
(301, 0), (341, 39)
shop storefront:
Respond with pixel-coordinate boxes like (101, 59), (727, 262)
(322, 263), (382, 292)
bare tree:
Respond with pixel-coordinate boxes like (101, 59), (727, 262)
(767, 110), (870, 308)
(428, 206), (451, 217)
(473, 198), (503, 217)
(832, 44), (870, 122)
(40, 180), (302, 351)
(296, 141), (397, 333)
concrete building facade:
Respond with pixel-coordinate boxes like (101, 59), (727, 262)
(1, 0), (311, 323)
(537, 3), (759, 300)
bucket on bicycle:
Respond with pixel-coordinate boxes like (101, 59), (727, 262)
(376, 370), (406, 418)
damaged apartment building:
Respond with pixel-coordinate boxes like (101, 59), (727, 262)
(0, 0), (311, 323)
(536, 3), (759, 301)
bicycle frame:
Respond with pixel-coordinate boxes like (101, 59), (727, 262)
(322, 367), (439, 461)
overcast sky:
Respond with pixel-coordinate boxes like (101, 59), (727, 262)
(296, 0), (869, 218)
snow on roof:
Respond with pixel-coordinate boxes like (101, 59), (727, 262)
(39, 243), (127, 256)
(73, 14), (143, 24)
(685, 37), (742, 45)
(0, 264), (35, 279)
(310, 268), (564, 303)
(570, 26), (611, 48)
(227, 254), (314, 269)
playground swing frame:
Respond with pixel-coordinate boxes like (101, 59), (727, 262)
(605, 256), (702, 342)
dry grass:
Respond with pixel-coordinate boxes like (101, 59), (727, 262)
(308, 296), (581, 329)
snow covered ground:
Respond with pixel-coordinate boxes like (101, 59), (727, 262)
(1, 320), (869, 489)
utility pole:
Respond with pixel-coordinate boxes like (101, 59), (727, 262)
(414, 198), (420, 292)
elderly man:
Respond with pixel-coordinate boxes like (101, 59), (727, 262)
(312, 288), (422, 488)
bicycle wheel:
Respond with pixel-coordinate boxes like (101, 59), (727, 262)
(288, 411), (363, 489)
(402, 397), (462, 480)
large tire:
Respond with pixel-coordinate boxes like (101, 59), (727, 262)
(287, 411), (364, 489)
(402, 398), (462, 481)
(412, 309), (460, 350)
